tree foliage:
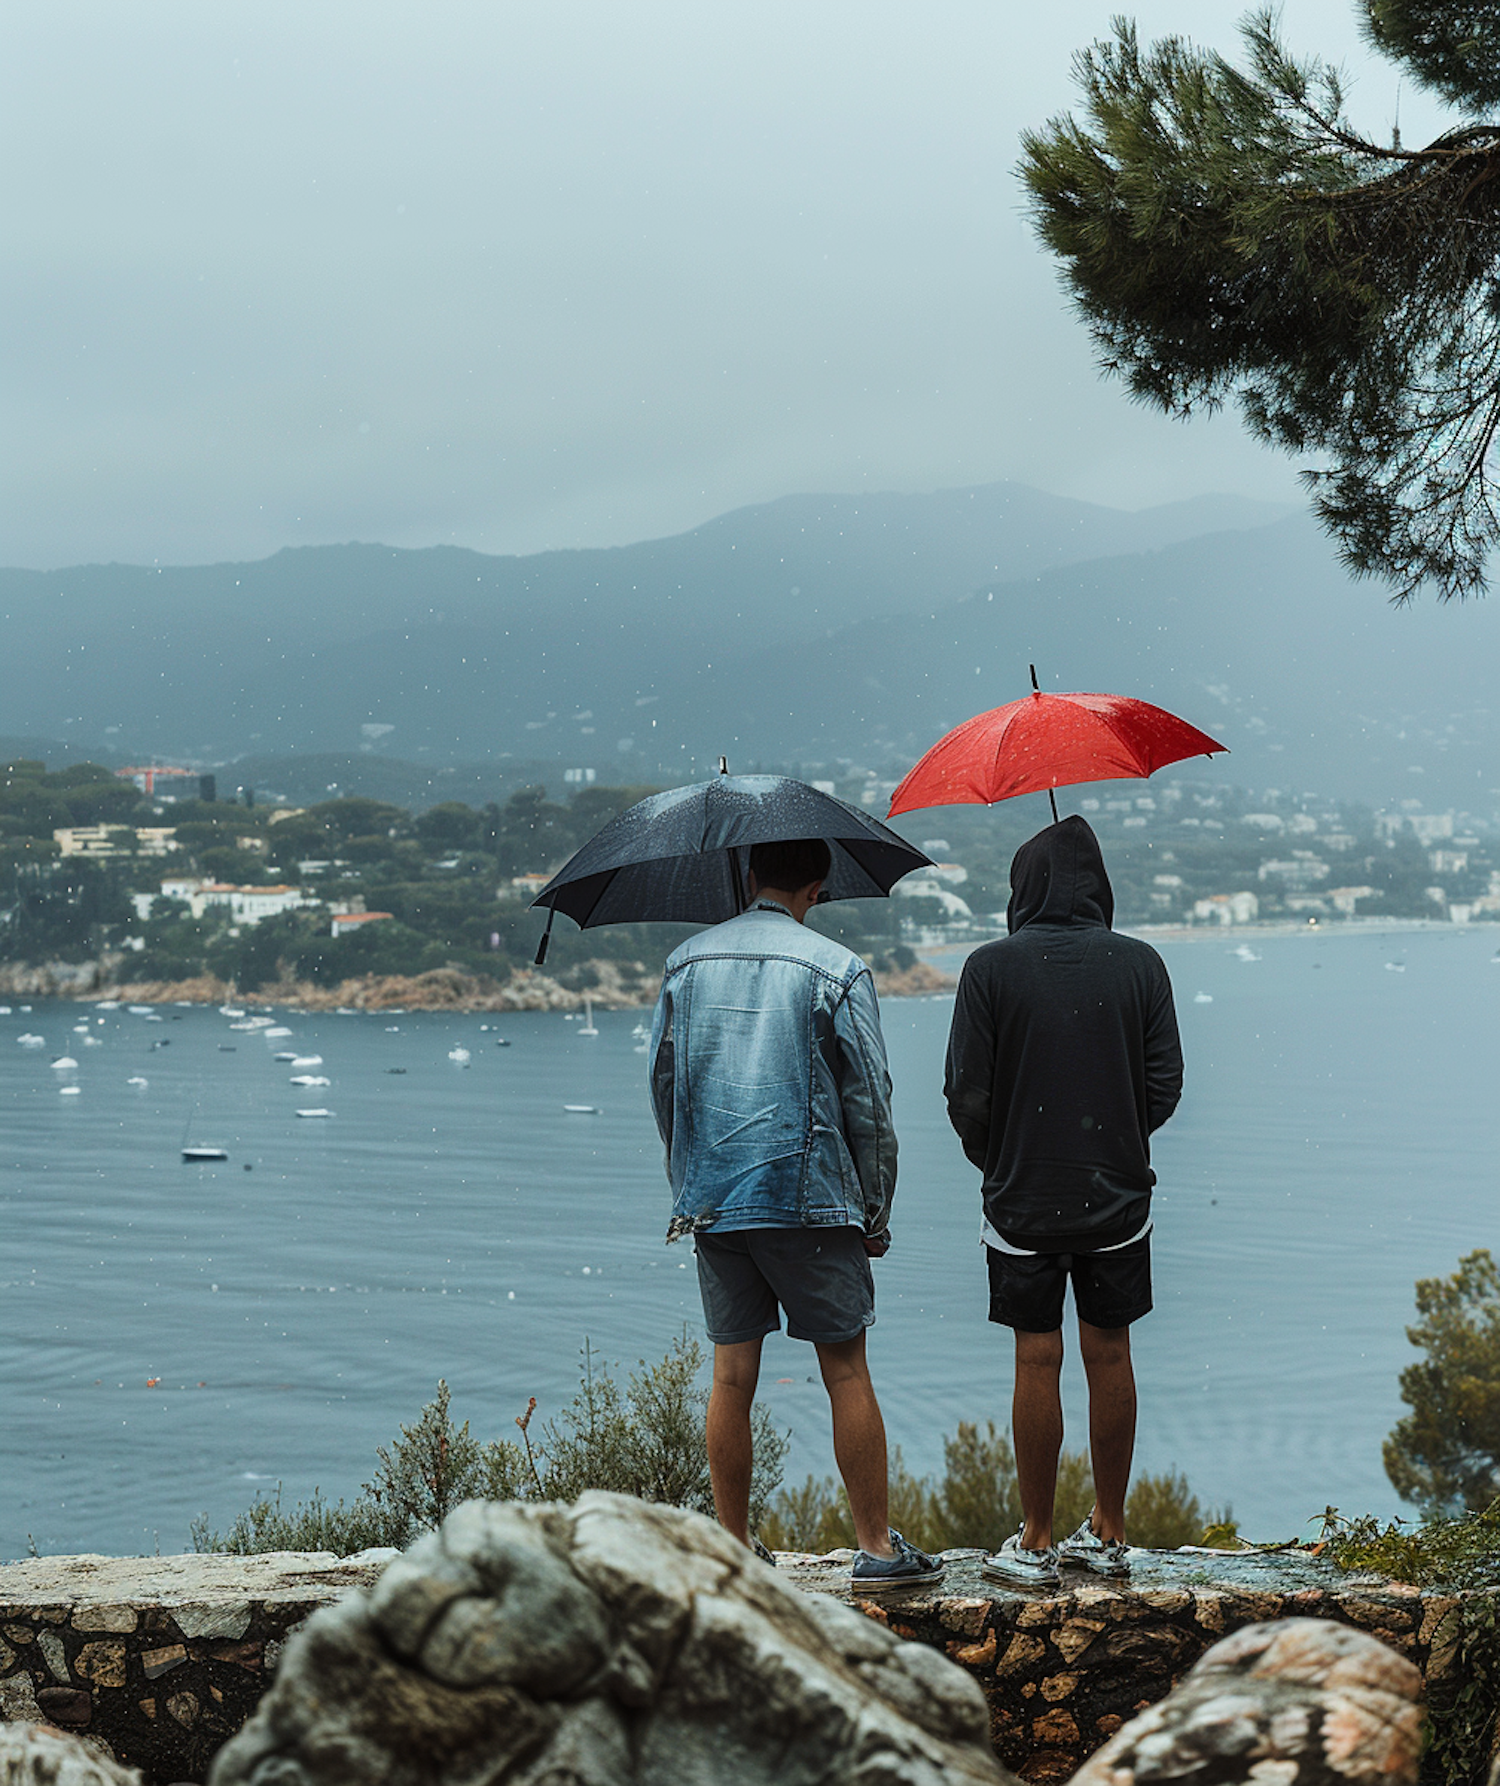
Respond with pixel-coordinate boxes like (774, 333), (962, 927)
(1385, 1248), (1500, 1514)
(1022, 3), (1500, 600)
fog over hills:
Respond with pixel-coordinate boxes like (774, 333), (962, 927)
(3, 481), (1495, 812)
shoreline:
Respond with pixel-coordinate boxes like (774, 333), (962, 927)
(0, 955), (959, 1013)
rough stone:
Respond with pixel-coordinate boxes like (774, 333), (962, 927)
(1069, 1619), (1423, 1786)
(0, 1675), (42, 1723)
(72, 1607), (138, 1635)
(208, 1492), (1008, 1786)
(74, 1644), (128, 1689)
(140, 1644), (186, 1680)
(36, 1687), (93, 1727)
(173, 1603), (251, 1641)
(0, 1722), (141, 1784)
(165, 1693), (198, 1729)
(38, 1630), (70, 1683)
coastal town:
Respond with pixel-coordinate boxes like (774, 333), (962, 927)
(1, 757), (1495, 1005)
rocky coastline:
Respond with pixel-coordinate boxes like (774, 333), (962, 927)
(0, 955), (955, 1013)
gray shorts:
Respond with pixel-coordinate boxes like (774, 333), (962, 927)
(694, 1226), (875, 1345)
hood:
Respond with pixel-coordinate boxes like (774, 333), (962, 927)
(1006, 814), (1114, 933)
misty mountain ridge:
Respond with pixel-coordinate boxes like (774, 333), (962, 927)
(5, 479), (1492, 811)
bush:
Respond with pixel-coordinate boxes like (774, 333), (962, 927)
(758, 1423), (1219, 1554)
(194, 1337), (788, 1555)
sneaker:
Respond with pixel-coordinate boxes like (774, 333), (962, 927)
(981, 1529), (1061, 1589)
(851, 1528), (946, 1593)
(1056, 1516), (1131, 1577)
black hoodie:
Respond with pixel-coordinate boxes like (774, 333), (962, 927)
(944, 816), (1182, 1251)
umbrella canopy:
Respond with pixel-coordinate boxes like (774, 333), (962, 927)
(532, 773), (930, 948)
(888, 686), (1227, 818)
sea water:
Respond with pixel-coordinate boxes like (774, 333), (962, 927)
(1, 922), (1496, 1560)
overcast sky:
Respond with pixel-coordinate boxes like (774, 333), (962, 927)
(2, 1), (1449, 569)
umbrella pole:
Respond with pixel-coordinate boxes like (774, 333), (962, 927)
(729, 848), (748, 915)
(1048, 788), (1060, 824)
(534, 904), (556, 966)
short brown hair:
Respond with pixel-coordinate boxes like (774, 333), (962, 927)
(748, 837), (832, 891)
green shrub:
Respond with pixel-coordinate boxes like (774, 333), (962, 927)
(758, 1424), (1218, 1554)
(195, 1337), (788, 1555)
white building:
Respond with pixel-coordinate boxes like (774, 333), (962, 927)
(155, 879), (310, 924)
(1192, 891), (1260, 925)
(55, 825), (179, 858)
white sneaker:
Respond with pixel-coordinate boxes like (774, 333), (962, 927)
(981, 1530), (1061, 1589)
(1056, 1516), (1131, 1577)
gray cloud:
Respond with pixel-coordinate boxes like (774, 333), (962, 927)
(2, 0), (1445, 568)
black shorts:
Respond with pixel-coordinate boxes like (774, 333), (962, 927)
(694, 1226), (875, 1346)
(986, 1235), (1152, 1333)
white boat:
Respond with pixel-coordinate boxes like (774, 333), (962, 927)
(59, 1085), (81, 1096)
(263, 1026), (293, 1038)
(220, 1005), (246, 1017)
(289, 1074), (331, 1087)
(126, 1076), (148, 1088)
(82, 1035), (103, 1047)
(72, 1024), (90, 1035)
(182, 1145), (228, 1162)
(127, 1005), (155, 1014)
(578, 995), (599, 1038)
(384, 1025), (400, 1032)
(50, 1056), (78, 1070)
(448, 1047), (471, 1065)
(290, 1055), (323, 1067)
(563, 1103), (601, 1115)
(296, 1107), (333, 1118)
(1193, 992), (1214, 1004)
(96, 1001), (119, 1011)
(0, 1005), (10, 1015)
(273, 1051), (298, 1062)
(17, 1034), (45, 1048)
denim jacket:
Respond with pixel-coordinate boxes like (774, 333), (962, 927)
(648, 902), (897, 1241)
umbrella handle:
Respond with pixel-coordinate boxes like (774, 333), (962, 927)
(534, 904), (556, 967)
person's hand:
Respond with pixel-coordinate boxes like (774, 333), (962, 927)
(863, 1229), (892, 1258)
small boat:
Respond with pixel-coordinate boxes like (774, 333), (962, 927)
(289, 1074), (331, 1086)
(127, 1004), (155, 1014)
(1193, 992), (1214, 1004)
(0, 1005), (10, 1015)
(384, 1025), (400, 1032)
(220, 1005), (246, 1017)
(59, 1084), (81, 1096)
(385, 1067), (408, 1075)
(96, 1001), (120, 1011)
(263, 1026), (293, 1038)
(563, 1103), (601, 1115)
(578, 995), (599, 1038)
(335, 1006), (359, 1016)
(218, 1045), (237, 1052)
(127, 1075), (148, 1088)
(72, 1024), (90, 1035)
(17, 1034), (45, 1048)
(145, 1014), (164, 1023)
(50, 1056), (78, 1070)
(296, 1107), (333, 1118)
(448, 1047), (471, 1065)
(1385, 961), (1406, 974)
(273, 1051), (298, 1062)
(494, 1038), (511, 1048)
(83, 1035), (103, 1047)
(290, 1055), (323, 1067)
(182, 1145), (229, 1162)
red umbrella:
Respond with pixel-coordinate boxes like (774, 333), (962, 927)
(888, 667), (1227, 821)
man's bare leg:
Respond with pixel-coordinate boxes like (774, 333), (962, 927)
(706, 1337), (764, 1544)
(1013, 1327), (1065, 1550)
(815, 1332), (895, 1558)
(1078, 1319), (1136, 1544)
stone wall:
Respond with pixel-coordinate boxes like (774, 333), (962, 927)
(783, 1546), (1471, 1784)
(0, 1551), (386, 1782)
(0, 1542), (1480, 1786)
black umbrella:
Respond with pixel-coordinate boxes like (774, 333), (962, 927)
(530, 768), (931, 963)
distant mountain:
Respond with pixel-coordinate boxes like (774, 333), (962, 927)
(7, 482), (1492, 812)
(676, 512), (1500, 811)
(0, 484), (1286, 766)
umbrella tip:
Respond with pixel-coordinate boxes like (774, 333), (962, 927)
(718, 755), (729, 775)
(1029, 663), (1040, 693)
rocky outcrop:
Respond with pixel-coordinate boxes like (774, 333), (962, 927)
(0, 1721), (142, 1784)
(1070, 1618), (1423, 1786)
(207, 1493), (1006, 1786)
